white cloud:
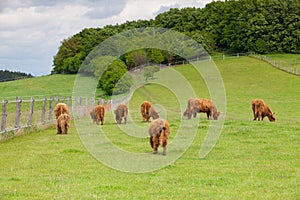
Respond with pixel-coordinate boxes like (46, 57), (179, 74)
(0, 0), (213, 76)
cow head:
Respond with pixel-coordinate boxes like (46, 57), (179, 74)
(183, 109), (188, 117)
(90, 110), (96, 122)
(152, 112), (159, 120)
(213, 111), (220, 120)
(268, 112), (275, 122)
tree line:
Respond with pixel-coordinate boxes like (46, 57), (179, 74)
(0, 70), (33, 82)
(52, 0), (300, 95)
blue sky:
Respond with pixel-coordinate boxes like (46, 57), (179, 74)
(0, 0), (214, 76)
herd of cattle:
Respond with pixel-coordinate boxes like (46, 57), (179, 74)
(53, 98), (275, 155)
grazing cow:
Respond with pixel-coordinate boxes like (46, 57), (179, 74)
(140, 101), (159, 122)
(90, 105), (105, 125)
(183, 98), (199, 119)
(57, 113), (70, 134)
(54, 103), (69, 119)
(114, 104), (128, 124)
(148, 118), (170, 155)
(251, 99), (275, 122)
(184, 98), (220, 120)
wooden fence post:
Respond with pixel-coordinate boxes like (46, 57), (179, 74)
(15, 97), (22, 129)
(41, 98), (47, 125)
(49, 97), (53, 121)
(72, 96), (76, 118)
(91, 98), (95, 109)
(66, 97), (70, 109)
(85, 98), (89, 116)
(55, 96), (59, 105)
(1, 99), (8, 132)
(27, 97), (34, 126)
(98, 98), (103, 105)
(78, 97), (82, 117)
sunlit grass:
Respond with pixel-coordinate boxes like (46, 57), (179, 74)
(0, 56), (299, 199)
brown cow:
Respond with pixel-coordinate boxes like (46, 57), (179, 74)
(184, 98), (220, 120)
(54, 103), (69, 119)
(90, 105), (105, 125)
(140, 101), (159, 122)
(148, 118), (170, 156)
(56, 113), (70, 134)
(183, 98), (198, 119)
(251, 99), (275, 122)
(114, 104), (128, 124)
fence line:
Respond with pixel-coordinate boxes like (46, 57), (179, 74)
(0, 96), (112, 141)
(2, 52), (296, 140)
(249, 52), (300, 76)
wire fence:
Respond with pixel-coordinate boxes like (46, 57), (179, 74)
(1, 52), (297, 140)
(249, 52), (300, 76)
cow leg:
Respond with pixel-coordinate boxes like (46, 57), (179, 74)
(192, 109), (197, 118)
(253, 111), (259, 120)
(152, 135), (159, 154)
(257, 111), (262, 121)
(57, 125), (61, 134)
(162, 140), (168, 156)
(64, 124), (68, 134)
(149, 136), (154, 148)
(187, 109), (192, 119)
(124, 116), (127, 124)
(141, 112), (144, 121)
(61, 123), (66, 134)
(206, 112), (210, 119)
(253, 112), (257, 120)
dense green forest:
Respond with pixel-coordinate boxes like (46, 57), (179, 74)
(0, 70), (33, 82)
(52, 0), (300, 95)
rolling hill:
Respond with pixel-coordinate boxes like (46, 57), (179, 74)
(0, 56), (299, 199)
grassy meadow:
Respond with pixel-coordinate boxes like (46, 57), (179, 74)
(0, 56), (299, 199)
(265, 54), (300, 69)
(0, 74), (76, 101)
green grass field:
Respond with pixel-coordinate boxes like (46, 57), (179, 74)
(0, 74), (76, 100)
(265, 54), (300, 69)
(0, 56), (299, 199)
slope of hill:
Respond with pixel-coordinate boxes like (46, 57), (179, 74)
(0, 57), (299, 199)
(0, 74), (76, 100)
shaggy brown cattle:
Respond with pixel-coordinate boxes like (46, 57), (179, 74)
(148, 118), (170, 155)
(184, 98), (220, 120)
(56, 113), (70, 134)
(140, 101), (159, 122)
(251, 99), (275, 122)
(54, 103), (69, 119)
(183, 98), (199, 119)
(114, 104), (128, 124)
(90, 105), (105, 125)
